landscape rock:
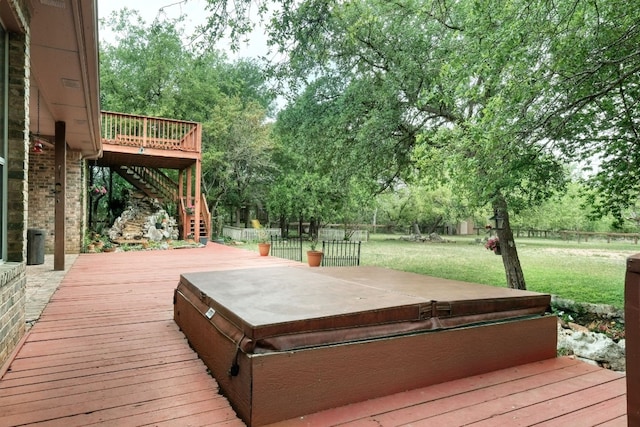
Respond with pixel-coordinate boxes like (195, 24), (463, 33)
(557, 322), (626, 371)
(108, 191), (179, 242)
(146, 227), (165, 242)
(552, 296), (624, 320)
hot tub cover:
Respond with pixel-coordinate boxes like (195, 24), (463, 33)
(175, 266), (550, 354)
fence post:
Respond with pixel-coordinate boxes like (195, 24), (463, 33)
(626, 254), (640, 426)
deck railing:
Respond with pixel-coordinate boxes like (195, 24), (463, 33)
(101, 111), (201, 153)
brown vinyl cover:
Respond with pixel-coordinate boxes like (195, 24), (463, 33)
(176, 266), (550, 354)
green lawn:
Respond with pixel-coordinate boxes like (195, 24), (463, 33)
(360, 233), (637, 309)
(247, 233), (637, 309)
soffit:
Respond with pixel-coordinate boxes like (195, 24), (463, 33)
(28, 0), (101, 158)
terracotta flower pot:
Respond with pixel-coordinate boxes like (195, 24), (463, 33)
(258, 243), (271, 256)
(307, 250), (323, 267)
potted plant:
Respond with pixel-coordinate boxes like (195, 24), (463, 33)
(94, 237), (104, 249)
(307, 238), (323, 267)
(102, 239), (116, 252)
(89, 184), (107, 197)
(252, 219), (271, 256)
(485, 236), (501, 255)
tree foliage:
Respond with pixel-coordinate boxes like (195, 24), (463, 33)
(202, 0), (640, 289)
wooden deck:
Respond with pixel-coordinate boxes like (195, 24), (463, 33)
(0, 244), (627, 426)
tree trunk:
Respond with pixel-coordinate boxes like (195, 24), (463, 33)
(495, 198), (527, 290)
(428, 216), (443, 234)
(412, 221), (421, 236)
(309, 217), (318, 239)
(298, 215), (303, 237)
(234, 208), (242, 227)
(279, 215), (287, 238)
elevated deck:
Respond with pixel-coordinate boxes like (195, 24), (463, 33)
(99, 111), (201, 169)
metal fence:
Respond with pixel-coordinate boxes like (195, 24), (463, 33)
(270, 236), (303, 262)
(223, 226), (367, 242)
(321, 240), (362, 267)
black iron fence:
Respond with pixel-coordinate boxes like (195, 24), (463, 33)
(321, 240), (361, 267)
(270, 236), (303, 262)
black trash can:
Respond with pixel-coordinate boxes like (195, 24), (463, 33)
(27, 228), (45, 265)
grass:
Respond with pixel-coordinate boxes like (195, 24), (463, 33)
(361, 233), (636, 310)
(247, 233), (638, 310)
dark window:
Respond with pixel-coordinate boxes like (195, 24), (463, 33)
(0, 26), (7, 261)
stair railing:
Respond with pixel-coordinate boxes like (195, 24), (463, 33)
(200, 193), (211, 239)
(179, 195), (211, 240)
(131, 166), (178, 201)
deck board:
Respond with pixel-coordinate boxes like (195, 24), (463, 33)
(0, 244), (628, 426)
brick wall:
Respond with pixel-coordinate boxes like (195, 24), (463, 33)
(0, 263), (26, 368)
(28, 150), (85, 253)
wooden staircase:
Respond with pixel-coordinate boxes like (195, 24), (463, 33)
(115, 165), (178, 202)
(188, 216), (208, 240)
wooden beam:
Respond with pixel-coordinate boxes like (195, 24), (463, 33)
(54, 121), (66, 271)
(194, 159), (201, 241)
(626, 254), (640, 426)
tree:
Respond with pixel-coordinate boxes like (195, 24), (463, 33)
(202, 98), (275, 228)
(528, 2), (640, 223)
(202, 0), (640, 290)
(203, 0), (572, 288)
(375, 181), (475, 235)
(100, 9), (191, 117)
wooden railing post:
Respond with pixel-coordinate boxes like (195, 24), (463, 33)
(626, 254), (640, 426)
(194, 158), (202, 241)
(142, 117), (148, 148)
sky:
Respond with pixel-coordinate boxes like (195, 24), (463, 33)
(97, 0), (267, 59)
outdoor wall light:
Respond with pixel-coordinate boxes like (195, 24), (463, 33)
(489, 209), (505, 230)
(32, 140), (44, 153)
(31, 89), (46, 154)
